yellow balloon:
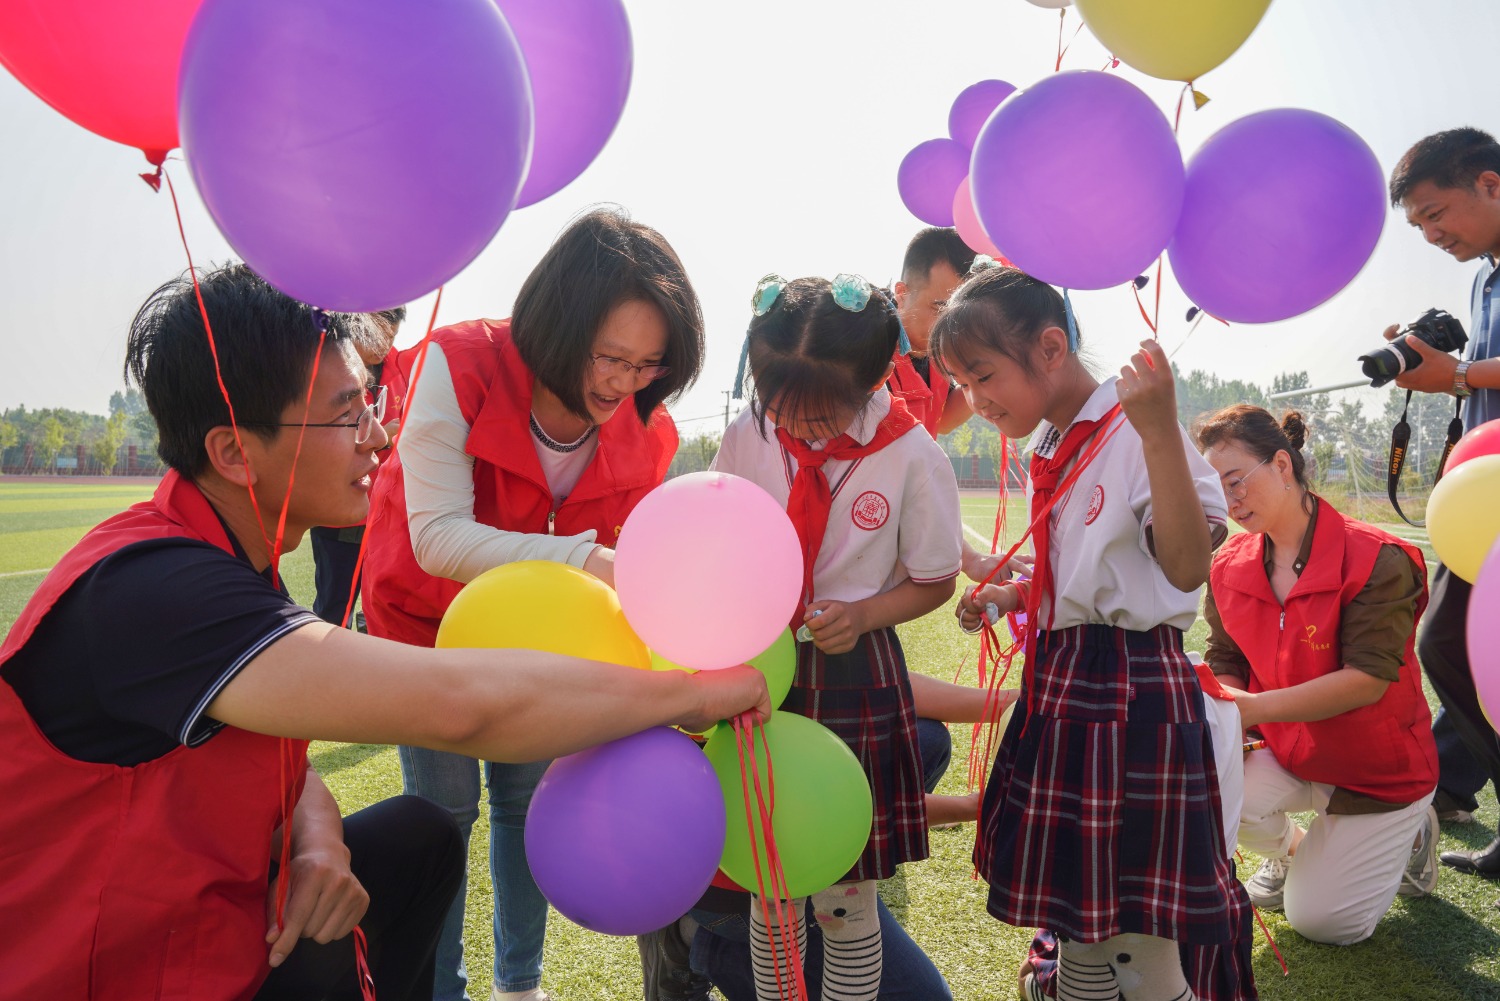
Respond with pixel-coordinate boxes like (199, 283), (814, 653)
(1075, 0), (1272, 82)
(1427, 455), (1500, 583)
(436, 560), (650, 669)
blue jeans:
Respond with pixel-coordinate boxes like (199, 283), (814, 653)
(688, 899), (951, 1001)
(399, 746), (551, 999)
(914, 716), (952, 795)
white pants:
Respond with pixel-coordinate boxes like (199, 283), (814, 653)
(1238, 749), (1433, 945)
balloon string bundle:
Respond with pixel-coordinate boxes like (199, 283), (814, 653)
(732, 715), (810, 1001)
(1053, 9), (1085, 73)
(353, 926), (378, 1000)
(336, 288), (446, 630)
(1132, 258), (1166, 336)
(159, 165), (377, 989)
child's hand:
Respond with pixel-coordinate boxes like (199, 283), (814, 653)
(803, 600), (863, 655)
(955, 582), (1018, 632)
(1116, 339), (1179, 436)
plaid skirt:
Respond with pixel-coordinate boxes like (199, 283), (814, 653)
(782, 626), (928, 882)
(976, 623), (1239, 946)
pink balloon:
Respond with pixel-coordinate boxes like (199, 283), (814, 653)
(615, 472), (801, 670)
(953, 177), (1003, 258)
(1467, 537), (1500, 726)
(1447, 419), (1500, 473)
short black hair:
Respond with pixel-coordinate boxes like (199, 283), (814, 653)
(511, 208), (705, 424)
(931, 266), (1079, 378)
(124, 264), (367, 477)
(744, 277), (901, 441)
(900, 227), (976, 287)
(373, 306), (407, 328)
(1389, 128), (1500, 206)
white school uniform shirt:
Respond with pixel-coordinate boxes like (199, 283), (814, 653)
(1026, 376), (1228, 633)
(711, 389), (963, 604)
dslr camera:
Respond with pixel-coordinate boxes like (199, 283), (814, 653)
(1358, 308), (1468, 388)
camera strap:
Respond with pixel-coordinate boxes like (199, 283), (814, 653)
(1386, 390), (1464, 528)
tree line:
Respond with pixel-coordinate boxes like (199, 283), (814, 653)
(0, 388), (160, 475)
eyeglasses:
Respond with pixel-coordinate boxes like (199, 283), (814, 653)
(751, 273), (880, 316)
(589, 353), (671, 383)
(1224, 456), (1269, 501)
(241, 385), (388, 445)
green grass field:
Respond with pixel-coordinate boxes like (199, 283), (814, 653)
(2, 480), (1497, 1000)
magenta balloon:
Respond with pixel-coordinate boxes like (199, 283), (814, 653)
(180, 0), (533, 312)
(971, 70), (1184, 290)
(1468, 539), (1500, 729)
(897, 139), (970, 227)
(947, 79), (1017, 150)
(525, 727), (725, 936)
(615, 472), (802, 670)
(497, 0), (632, 208)
(1169, 109), (1385, 323)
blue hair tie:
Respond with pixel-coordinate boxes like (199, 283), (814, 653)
(894, 311), (912, 356)
(731, 333), (750, 401)
(1062, 288), (1079, 353)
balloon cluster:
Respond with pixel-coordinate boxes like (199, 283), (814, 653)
(1416, 420), (1500, 729)
(0, 0), (635, 312)
(898, 0), (1386, 325)
(437, 472), (873, 935)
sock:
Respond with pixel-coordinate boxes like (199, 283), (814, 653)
(1055, 938), (1120, 1001)
(1099, 934), (1197, 1001)
(811, 881), (882, 1001)
(750, 895), (807, 1001)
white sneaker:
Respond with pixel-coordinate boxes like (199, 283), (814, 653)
(1246, 855), (1290, 910)
(492, 989), (552, 1001)
(1399, 806), (1441, 898)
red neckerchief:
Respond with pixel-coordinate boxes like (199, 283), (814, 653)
(775, 397), (918, 627)
(1021, 404), (1123, 703)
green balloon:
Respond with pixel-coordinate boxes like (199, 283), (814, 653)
(703, 711), (873, 898)
(650, 628), (797, 712)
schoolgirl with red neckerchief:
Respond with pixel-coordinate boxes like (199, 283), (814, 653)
(936, 265), (1255, 1001)
(712, 274), (963, 1001)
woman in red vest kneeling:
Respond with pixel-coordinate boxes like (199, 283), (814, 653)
(361, 209), (703, 1001)
(1196, 404), (1440, 946)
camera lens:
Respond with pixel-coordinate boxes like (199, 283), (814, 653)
(1358, 343), (1413, 387)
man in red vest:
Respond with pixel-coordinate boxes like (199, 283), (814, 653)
(888, 227), (976, 437)
(0, 264), (769, 1001)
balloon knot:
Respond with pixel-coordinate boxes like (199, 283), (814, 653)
(1192, 88), (1211, 110)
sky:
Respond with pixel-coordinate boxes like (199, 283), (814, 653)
(3, 0), (1498, 436)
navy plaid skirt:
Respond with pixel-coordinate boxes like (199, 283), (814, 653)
(976, 623), (1239, 946)
(782, 626), (928, 882)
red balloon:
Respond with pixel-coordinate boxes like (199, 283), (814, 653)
(1448, 419), (1500, 473)
(0, 0), (204, 157)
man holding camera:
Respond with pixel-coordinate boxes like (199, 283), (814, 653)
(1386, 127), (1500, 882)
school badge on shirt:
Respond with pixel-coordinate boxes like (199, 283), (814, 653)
(851, 491), (890, 531)
(1084, 485), (1105, 526)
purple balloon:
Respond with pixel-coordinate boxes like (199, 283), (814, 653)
(948, 79), (1017, 149)
(898, 138), (969, 227)
(1169, 109), (1385, 324)
(498, 0), (632, 208)
(180, 0), (532, 312)
(971, 70), (1184, 290)
(525, 727), (725, 937)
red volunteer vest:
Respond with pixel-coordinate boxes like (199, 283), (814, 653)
(886, 353), (951, 439)
(0, 471), (309, 1001)
(362, 319), (678, 648)
(1209, 500), (1437, 804)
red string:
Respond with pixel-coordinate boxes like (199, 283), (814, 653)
(733, 716), (809, 1001)
(1131, 258), (1166, 338)
(1053, 9), (1085, 72)
(1236, 850), (1290, 976)
(336, 288), (445, 629)
(353, 926), (378, 999)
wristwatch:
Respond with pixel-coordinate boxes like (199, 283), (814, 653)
(1454, 360), (1474, 398)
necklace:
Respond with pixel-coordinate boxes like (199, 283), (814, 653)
(529, 412), (596, 454)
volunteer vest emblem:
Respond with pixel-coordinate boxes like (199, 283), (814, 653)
(851, 491), (890, 530)
(1084, 485), (1105, 525)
